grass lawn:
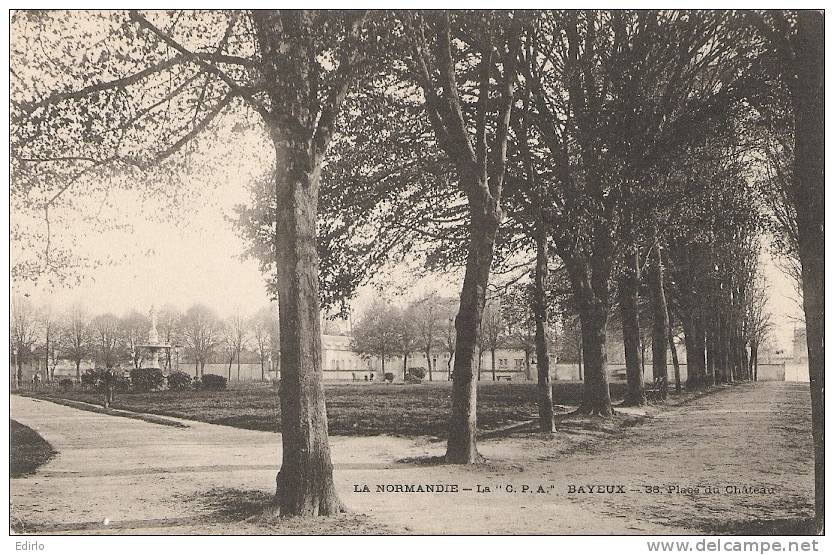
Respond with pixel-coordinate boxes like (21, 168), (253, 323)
(24, 380), (628, 437)
(11, 419), (57, 477)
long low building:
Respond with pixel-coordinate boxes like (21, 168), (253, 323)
(11, 332), (789, 385)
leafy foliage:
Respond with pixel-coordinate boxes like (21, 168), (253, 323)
(130, 367), (165, 393)
(201, 373), (228, 391)
(167, 371), (193, 391)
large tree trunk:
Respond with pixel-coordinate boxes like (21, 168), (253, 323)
(790, 11), (824, 535)
(687, 307), (710, 387)
(577, 302), (612, 416)
(270, 133), (343, 516)
(619, 247), (645, 406)
(75, 360), (81, 382)
(426, 349), (433, 381)
(649, 245), (670, 398)
(490, 349), (496, 381)
(253, 9), (349, 515)
(564, 252), (613, 416)
(533, 213), (554, 432)
(446, 207), (499, 464)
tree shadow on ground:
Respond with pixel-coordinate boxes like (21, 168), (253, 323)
(177, 487), (273, 520)
(699, 517), (816, 535)
(178, 487), (399, 534)
(11, 489), (398, 535)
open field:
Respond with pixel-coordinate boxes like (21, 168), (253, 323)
(24, 380), (629, 437)
(11, 419), (57, 478)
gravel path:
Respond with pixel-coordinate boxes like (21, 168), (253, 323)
(10, 382), (814, 535)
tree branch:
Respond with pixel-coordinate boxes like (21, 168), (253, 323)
(314, 11), (368, 156)
(129, 10), (269, 120)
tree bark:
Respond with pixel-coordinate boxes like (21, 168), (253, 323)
(269, 133), (343, 515)
(563, 250), (613, 417)
(685, 311), (708, 388)
(426, 349), (433, 381)
(577, 302), (613, 415)
(446, 208), (499, 463)
(649, 244), (670, 398)
(533, 211), (554, 432)
(790, 11), (824, 534)
(619, 247), (645, 406)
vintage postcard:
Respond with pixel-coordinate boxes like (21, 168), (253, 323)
(8, 6), (824, 543)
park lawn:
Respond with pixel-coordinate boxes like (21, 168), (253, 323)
(11, 419), (57, 477)
(26, 381), (628, 437)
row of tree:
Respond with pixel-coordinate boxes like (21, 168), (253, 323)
(10, 298), (280, 384)
(350, 294), (553, 381)
(12, 10), (822, 527)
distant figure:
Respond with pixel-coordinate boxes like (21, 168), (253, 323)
(369, 373), (374, 382)
(102, 368), (116, 408)
(364, 375), (369, 381)
(32, 372), (41, 390)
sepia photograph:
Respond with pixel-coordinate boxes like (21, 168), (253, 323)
(8, 6), (825, 541)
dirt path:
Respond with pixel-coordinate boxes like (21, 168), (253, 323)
(10, 382), (814, 535)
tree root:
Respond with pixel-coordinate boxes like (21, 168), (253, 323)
(569, 404), (615, 417)
(444, 449), (485, 464)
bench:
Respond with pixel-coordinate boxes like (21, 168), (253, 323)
(646, 376), (668, 402)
